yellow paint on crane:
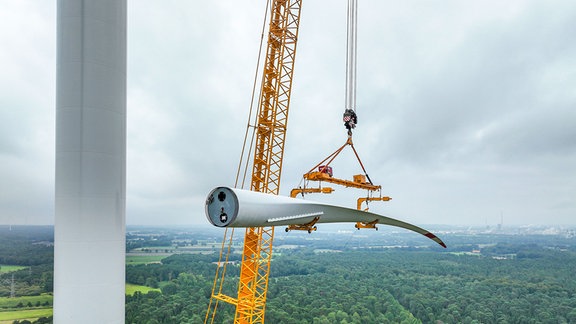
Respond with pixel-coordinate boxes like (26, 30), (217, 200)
(205, 1), (303, 323)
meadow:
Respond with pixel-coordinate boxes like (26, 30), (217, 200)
(0, 265), (27, 275)
(0, 295), (52, 324)
(0, 308), (52, 324)
(126, 255), (165, 265)
(125, 283), (161, 296)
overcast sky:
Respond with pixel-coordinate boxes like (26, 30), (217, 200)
(1, 1), (575, 227)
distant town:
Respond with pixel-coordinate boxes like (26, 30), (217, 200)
(125, 223), (576, 257)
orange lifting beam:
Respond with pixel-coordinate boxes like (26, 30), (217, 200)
(304, 171), (380, 191)
(290, 186), (334, 198)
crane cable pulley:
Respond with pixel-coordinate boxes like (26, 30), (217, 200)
(343, 108), (357, 135)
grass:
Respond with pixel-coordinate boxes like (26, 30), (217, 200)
(125, 283), (161, 295)
(126, 255), (165, 265)
(0, 265), (28, 274)
(0, 308), (52, 322)
(0, 295), (52, 309)
(0, 285), (160, 323)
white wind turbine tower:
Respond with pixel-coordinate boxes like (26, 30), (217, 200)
(54, 1), (127, 323)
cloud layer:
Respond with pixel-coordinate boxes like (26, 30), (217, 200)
(1, 1), (574, 226)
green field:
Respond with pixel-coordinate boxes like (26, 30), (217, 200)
(0, 285), (159, 322)
(0, 308), (52, 323)
(126, 255), (165, 265)
(126, 283), (161, 295)
(0, 294), (52, 324)
(0, 265), (28, 274)
(0, 295), (52, 310)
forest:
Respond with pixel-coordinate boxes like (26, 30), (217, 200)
(125, 247), (576, 323)
(1, 225), (576, 323)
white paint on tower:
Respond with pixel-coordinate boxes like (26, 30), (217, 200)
(54, 0), (127, 323)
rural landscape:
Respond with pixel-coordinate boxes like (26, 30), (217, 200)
(1, 224), (576, 323)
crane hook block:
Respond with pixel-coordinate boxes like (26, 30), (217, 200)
(343, 109), (357, 133)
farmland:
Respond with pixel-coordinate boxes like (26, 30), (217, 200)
(2, 224), (576, 323)
(126, 283), (161, 296)
(0, 265), (27, 275)
(0, 295), (52, 324)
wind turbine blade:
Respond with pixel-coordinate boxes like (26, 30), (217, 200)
(205, 187), (446, 248)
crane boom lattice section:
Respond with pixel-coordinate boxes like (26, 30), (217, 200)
(251, 0), (301, 195)
(239, 1), (302, 322)
(206, 1), (303, 323)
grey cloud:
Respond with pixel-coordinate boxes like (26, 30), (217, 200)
(2, 1), (575, 226)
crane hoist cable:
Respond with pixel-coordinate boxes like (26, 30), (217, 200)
(291, 0), (390, 218)
(299, 0), (373, 193)
(343, 0), (358, 136)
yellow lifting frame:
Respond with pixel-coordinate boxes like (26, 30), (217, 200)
(291, 136), (395, 232)
(301, 136), (381, 193)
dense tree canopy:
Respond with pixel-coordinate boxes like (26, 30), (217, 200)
(2, 225), (576, 323)
(125, 246), (576, 323)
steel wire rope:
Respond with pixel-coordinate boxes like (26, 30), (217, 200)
(206, 226), (236, 324)
(344, 0), (357, 113)
(207, 3), (271, 323)
(235, 0), (272, 190)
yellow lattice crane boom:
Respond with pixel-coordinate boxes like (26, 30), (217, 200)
(205, 1), (303, 323)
